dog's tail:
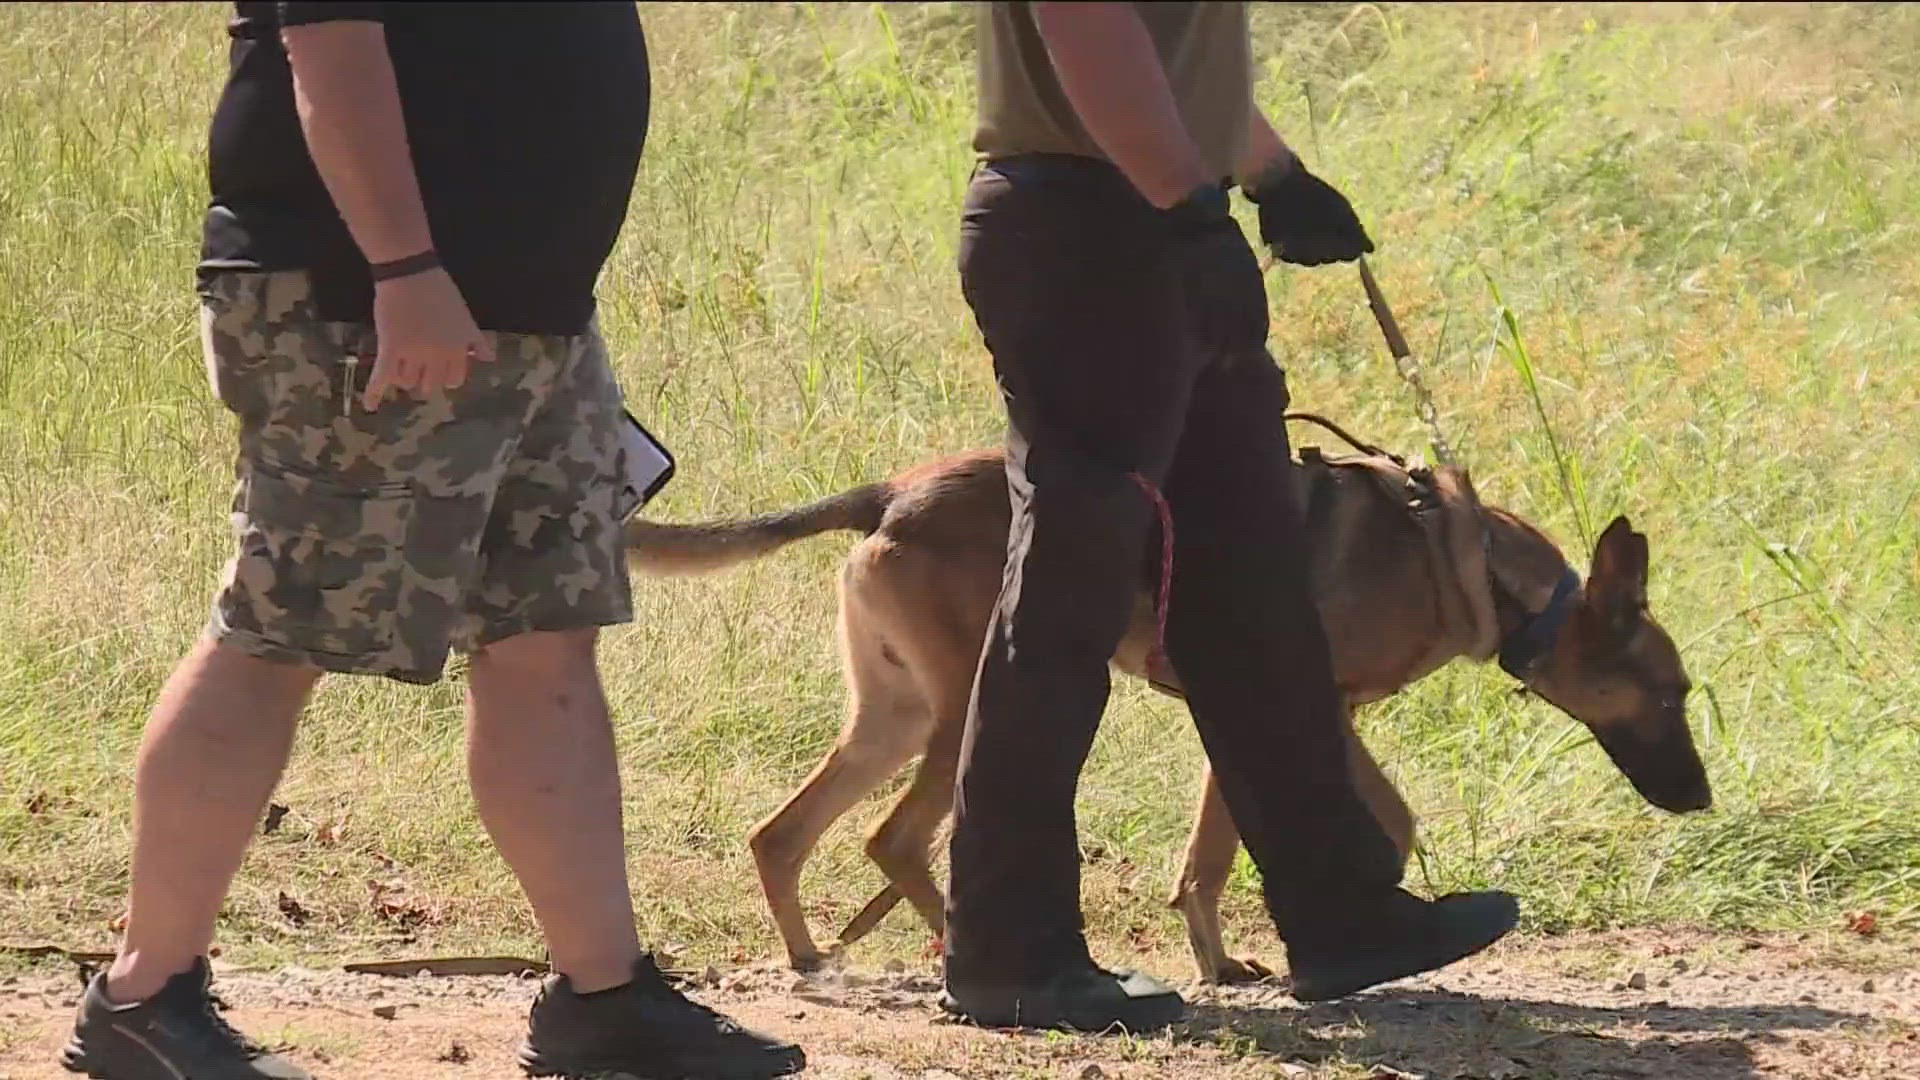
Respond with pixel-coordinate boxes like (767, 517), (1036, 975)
(624, 483), (893, 576)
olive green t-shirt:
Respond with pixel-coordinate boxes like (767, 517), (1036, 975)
(973, 1), (1252, 180)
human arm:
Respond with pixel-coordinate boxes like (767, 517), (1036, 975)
(1236, 106), (1374, 266)
(1029, 2), (1270, 356)
(1029, 2), (1217, 210)
(280, 9), (492, 407)
(1235, 108), (1294, 189)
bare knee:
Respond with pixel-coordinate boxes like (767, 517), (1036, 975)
(471, 627), (599, 677)
(204, 637), (324, 696)
(465, 630), (607, 753)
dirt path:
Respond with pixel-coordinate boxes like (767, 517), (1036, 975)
(3, 931), (1913, 1079)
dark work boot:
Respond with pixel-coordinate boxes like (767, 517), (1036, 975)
(941, 954), (1186, 1033)
(62, 957), (311, 1079)
(1285, 888), (1520, 1003)
(519, 954), (805, 1079)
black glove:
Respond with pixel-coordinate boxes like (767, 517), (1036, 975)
(1161, 183), (1270, 361)
(1246, 153), (1375, 266)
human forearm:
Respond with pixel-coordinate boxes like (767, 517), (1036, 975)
(1032, 2), (1214, 209)
(282, 20), (433, 264)
(1236, 108), (1296, 192)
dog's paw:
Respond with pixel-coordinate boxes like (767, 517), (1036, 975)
(1209, 955), (1276, 985)
(787, 950), (827, 974)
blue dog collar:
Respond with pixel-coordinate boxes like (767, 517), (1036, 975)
(1497, 566), (1582, 680)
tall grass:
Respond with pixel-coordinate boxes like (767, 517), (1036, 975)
(2, 3), (1916, 971)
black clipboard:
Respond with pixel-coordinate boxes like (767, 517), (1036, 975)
(616, 409), (676, 520)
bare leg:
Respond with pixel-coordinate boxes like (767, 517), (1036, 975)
(106, 638), (318, 1002)
(465, 627), (640, 993)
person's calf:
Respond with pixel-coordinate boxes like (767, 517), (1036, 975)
(466, 627), (643, 994)
(108, 638), (316, 1004)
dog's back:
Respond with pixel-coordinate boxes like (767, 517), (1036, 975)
(627, 444), (1503, 703)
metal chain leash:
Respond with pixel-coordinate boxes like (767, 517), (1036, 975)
(1357, 256), (1456, 469)
(1259, 251), (1457, 468)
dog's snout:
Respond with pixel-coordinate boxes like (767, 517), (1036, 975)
(1660, 782), (1713, 814)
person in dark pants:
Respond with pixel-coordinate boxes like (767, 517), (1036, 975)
(60, 4), (801, 1078)
(940, 2), (1521, 1031)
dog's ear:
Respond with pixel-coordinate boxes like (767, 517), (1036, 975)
(1588, 515), (1649, 636)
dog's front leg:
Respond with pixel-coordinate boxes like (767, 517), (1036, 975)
(1168, 762), (1274, 984)
(1343, 711), (1417, 867)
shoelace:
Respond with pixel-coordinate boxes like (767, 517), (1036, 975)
(202, 992), (269, 1058)
(636, 975), (745, 1036)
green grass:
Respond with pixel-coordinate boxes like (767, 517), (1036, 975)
(2, 1), (1916, 974)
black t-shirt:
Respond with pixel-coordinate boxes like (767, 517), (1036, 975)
(202, 2), (650, 336)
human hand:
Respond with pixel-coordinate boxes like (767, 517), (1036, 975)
(363, 266), (493, 409)
(1247, 155), (1375, 267)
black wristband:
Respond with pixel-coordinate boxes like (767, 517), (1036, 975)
(368, 249), (442, 283)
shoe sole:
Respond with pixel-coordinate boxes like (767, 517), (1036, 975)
(522, 1066), (804, 1080)
(937, 990), (1185, 1034)
(64, 1043), (315, 1080)
(61, 1044), (149, 1080)
(1289, 897), (1521, 1003)
(520, 1047), (807, 1080)
(59, 1049), (105, 1080)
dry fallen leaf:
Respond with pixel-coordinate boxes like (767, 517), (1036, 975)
(1844, 911), (1879, 937)
(368, 878), (442, 931)
(276, 891), (311, 927)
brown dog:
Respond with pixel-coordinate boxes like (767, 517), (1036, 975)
(625, 421), (1711, 983)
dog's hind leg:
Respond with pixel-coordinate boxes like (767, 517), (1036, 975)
(1168, 763), (1271, 984)
(748, 569), (931, 972)
(841, 597), (983, 952)
(850, 708), (963, 950)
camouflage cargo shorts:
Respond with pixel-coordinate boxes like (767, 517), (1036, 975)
(199, 270), (638, 685)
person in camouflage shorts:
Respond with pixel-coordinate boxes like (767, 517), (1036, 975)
(63, 5), (804, 1080)
(203, 270), (636, 685)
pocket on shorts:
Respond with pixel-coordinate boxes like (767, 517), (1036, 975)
(199, 269), (351, 431)
(225, 460), (414, 661)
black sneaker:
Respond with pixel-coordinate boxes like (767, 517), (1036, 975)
(1285, 888), (1520, 1003)
(519, 954), (806, 1079)
(62, 957), (311, 1080)
(940, 960), (1186, 1033)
